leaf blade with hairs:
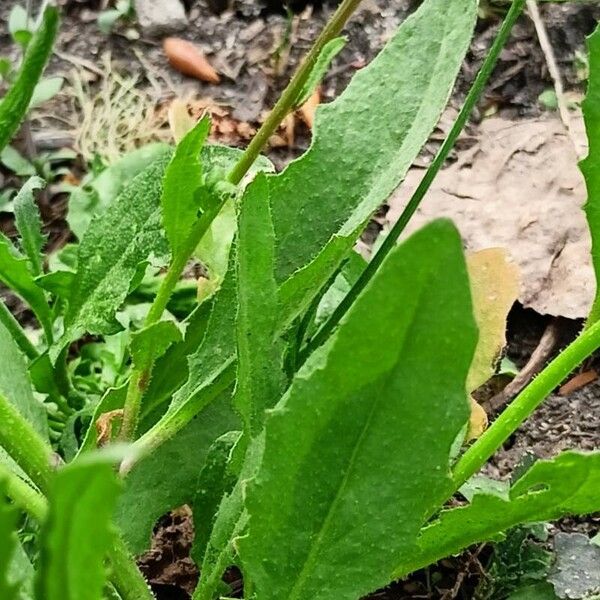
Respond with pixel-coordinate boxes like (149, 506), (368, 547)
(130, 321), (182, 372)
(238, 220), (478, 600)
(582, 24), (600, 324)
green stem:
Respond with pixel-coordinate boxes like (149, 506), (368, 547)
(227, 0), (364, 185)
(452, 319), (600, 489)
(302, 0), (527, 359)
(0, 460), (47, 521)
(0, 392), (53, 493)
(0, 299), (39, 360)
(120, 198), (226, 441)
(109, 532), (156, 600)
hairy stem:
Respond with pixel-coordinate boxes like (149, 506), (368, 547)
(0, 392), (53, 493)
(0, 460), (47, 521)
(302, 0), (527, 359)
(227, 0), (364, 185)
(452, 319), (600, 488)
(109, 532), (157, 600)
(0, 299), (39, 360)
(120, 198), (226, 441)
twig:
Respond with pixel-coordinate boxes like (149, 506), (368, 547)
(485, 317), (563, 412)
(526, 0), (582, 158)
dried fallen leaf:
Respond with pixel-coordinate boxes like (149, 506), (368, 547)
(168, 98), (197, 143)
(465, 248), (520, 440)
(559, 369), (598, 396)
(96, 409), (124, 447)
(163, 37), (220, 84)
(388, 114), (593, 318)
(298, 87), (321, 129)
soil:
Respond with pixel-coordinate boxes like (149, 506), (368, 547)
(1, 0), (600, 598)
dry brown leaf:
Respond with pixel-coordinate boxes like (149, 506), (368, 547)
(387, 114), (593, 318)
(559, 369), (598, 396)
(163, 38), (221, 84)
(468, 396), (488, 442)
(298, 87), (321, 129)
(96, 409), (124, 447)
(168, 98), (196, 143)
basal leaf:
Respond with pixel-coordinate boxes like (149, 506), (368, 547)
(0, 318), (48, 440)
(130, 321), (182, 372)
(0, 233), (52, 340)
(161, 116), (210, 258)
(0, 7), (59, 152)
(116, 395), (238, 553)
(68, 143), (171, 240)
(14, 176), (46, 277)
(37, 453), (122, 600)
(58, 152), (173, 355)
(269, 0), (477, 311)
(234, 174), (284, 435)
(395, 451), (600, 579)
(238, 220), (478, 600)
(582, 24), (600, 324)
(294, 36), (346, 108)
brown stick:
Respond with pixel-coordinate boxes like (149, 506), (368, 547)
(485, 317), (563, 412)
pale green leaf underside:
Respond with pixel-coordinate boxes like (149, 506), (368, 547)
(582, 24), (600, 324)
(395, 451), (600, 578)
(239, 220), (477, 600)
(37, 454), (122, 600)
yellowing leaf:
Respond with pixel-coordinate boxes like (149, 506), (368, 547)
(168, 98), (196, 144)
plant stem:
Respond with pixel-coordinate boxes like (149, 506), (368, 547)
(452, 319), (600, 489)
(227, 0), (364, 185)
(0, 392), (53, 493)
(0, 460), (47, 521)
(120, 196), (226, 441)
(0, 299), (39, 360)
(302, 0), (527, 360)
(109, 532), (156, 600)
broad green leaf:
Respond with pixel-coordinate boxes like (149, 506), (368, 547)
(0, 488), (20, 600)
(161, 116), (210, 258)
(116, 394), (238, 553)
(238, 220), (478, 600)
(582, 24), (600, 324)
(130, 321), (182, 372)
(0, 233), (52, 339)
(394, 451), (600, 579)
(14, 176), (46, 277)
(269, 0), (477, 316)
(0, 318), (48, 440)
(58, 152), (173, 355)
(294, 37), (346, 108)
(37, 453), (122, 600)
(0, 146), (36, 176)
(191, 431), (240, 565)
(29, 76), (63, 109)
(0, 7), (59, 152)
(234, 175), (284, 435)
(67, 143), (171, 239)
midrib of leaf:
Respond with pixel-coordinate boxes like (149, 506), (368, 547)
(286, 271), (430, 600)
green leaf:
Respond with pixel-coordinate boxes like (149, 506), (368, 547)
(0, 7), (59, 153)
(58, 152), (173, 355)
(582, 24), (600, 324)
(269, 0), (477, 316)
(161, 116), (210, 258)
(8, 5), (31, 47)
(0, 146), (35, 176)
(238, 220), (478, 600)
(130, 321), (182, 372)
(191, 431), (240, 566)
(234, 174), (284, 435)
(116, 395), (238, 553)
(294, 37), (346, 108)
(14, 176), (46, 277)
(0, 313), (48, 440)
(67, 143), (171, 240)
(394, 451), (600, 579)
(29, 76), (63, 109)
(37, 453), (122, 600)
